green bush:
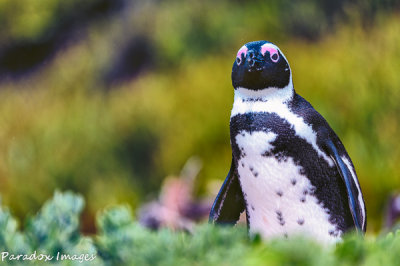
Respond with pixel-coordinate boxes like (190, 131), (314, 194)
(1, 192), (400, 265)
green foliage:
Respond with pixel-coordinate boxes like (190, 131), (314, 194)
(24, 192), (86, 254)
(0, 205), (30, 256)
(1, 192), (400, 265)
(0, 0), (115, 41)
(96, 205), (250, 265)
(0, 192), (97, 265)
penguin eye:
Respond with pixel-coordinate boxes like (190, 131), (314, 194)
(270, 52), (279, 63)
(236, 46), (248, 66)
(261, 44), (280, 63)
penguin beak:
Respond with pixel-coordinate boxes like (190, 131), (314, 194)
(245, 50), (265, 72)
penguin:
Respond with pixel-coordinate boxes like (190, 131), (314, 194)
(209, 41), (366, 244)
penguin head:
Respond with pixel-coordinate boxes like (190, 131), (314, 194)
(231, 41), (291, 91)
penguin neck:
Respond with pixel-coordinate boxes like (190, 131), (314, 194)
(233, 78), (295, 104)
(231, 79), (295, 118)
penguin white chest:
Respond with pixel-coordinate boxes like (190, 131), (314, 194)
(235, 130), (340, 244)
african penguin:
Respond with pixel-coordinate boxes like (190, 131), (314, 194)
(209, 41), (366, 244)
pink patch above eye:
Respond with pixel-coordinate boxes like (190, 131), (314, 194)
(261, 44), (279, 62)
(237, 46), (248, 59)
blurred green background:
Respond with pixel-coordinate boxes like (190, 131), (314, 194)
(0, 0), (399, 234)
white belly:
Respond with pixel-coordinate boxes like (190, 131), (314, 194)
(235, 130), (341, 244)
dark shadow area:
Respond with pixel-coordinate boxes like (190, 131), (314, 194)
(114, 125), (161, 193)
(0, 0), (126, 80)
(103, 36), (155, 88)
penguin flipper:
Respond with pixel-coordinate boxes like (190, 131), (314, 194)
(209, 159), (245, 225)
(324, 138), (366, 232)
